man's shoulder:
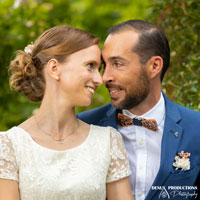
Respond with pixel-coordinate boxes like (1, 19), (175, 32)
(170, 99), (200, 115)
(177, 103), (200, 121)
(164, 93), (200, 118)
(77, 103), (113, 124)
(166, 97), (200, 123)
(177, 103), (200, 114)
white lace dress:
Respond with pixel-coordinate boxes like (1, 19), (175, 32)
(0, 125), (131, 200)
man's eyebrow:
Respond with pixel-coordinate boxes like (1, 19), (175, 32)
(108, 56), (127, 62)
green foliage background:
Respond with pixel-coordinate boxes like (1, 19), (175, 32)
(0, 0), (199, 130)
(150, 0), (200, 110)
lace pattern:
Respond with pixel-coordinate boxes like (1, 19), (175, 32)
(107, 127), (131, 182)
(0, 126), (131, 200)
(0, 132), (18, 181)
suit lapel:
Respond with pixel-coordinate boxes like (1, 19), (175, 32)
(98, 106), (119, 129)
(146, 94), (183, 200)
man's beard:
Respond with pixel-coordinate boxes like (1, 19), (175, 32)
(107, 68), (150, 110)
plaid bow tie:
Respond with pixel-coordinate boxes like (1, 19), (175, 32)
(117, 113), (158, 132)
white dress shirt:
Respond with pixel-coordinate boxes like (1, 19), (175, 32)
(118, 93), (165, 200)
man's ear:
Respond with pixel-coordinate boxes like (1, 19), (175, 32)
(147, 56), (163, 79)
(46, 58), (60, 81)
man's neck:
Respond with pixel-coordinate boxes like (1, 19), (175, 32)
(128, 91), (161, 116)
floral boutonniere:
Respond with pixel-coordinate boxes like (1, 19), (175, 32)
(173, 151), (191, 171)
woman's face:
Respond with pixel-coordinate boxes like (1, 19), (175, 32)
(58, 44), (102, 106)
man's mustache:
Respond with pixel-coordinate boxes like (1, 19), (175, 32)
(105, 83), (123, 90)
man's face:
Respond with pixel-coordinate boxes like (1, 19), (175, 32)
(102, 31), (150, 110)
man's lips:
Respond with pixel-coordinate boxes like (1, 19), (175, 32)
(107, 87), (124, 98)
(106, 83), (124, 98)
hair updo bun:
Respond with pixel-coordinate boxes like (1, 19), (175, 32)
(8, 25), (100, 102)
(9, 50), (45, 102)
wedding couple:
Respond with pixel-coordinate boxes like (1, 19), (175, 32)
(0, 19), (199, 200)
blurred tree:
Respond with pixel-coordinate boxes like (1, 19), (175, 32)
(149, 0), (200, 110)
(0, 0), (150, 130)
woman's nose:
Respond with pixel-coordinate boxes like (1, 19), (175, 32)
(93, 70), (103, 86)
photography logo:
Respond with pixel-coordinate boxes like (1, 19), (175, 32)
(159, 187), (170, 199)
(151, 186), (198, 199)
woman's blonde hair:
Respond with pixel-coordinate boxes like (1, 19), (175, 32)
(9, 25), (100, 102)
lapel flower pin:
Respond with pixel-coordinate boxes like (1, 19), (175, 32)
(173, 151), (191, 171)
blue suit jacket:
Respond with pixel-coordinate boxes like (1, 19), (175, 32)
(77, 93), (200, 199)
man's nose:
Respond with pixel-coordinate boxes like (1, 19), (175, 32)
(102, 66), (114, 83)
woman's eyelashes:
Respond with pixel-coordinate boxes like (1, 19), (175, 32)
(86, 62), (98, 72)
(87, 63), (95, 71)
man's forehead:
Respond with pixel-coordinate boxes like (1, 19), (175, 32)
(102, 31), (138, 59)
(104, 30), (139, 45)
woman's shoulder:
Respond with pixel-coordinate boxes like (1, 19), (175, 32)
(90, 125), (122, 139)
(0, 126), (16, 136)
(0, 126), (26, 145)
(0, 126), (22, 135)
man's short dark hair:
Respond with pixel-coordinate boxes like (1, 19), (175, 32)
(108, 19), (170, 81)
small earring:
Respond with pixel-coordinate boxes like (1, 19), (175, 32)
(56, 76), (60, 81)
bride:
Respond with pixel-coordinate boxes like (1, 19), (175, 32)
(0, 25), (133, 200)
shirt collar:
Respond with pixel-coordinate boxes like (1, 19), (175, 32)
(122, 93), (165, 126)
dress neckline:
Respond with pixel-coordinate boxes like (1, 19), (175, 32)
(12, 125), (93, 153)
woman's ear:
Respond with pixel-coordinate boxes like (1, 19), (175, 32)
(147, 56), (163, 80)
(46, 58), (60, 81)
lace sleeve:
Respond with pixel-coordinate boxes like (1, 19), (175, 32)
(0, 132), (18, 181)
(106, 127), (131, 183)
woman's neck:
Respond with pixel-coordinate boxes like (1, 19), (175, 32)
(35, 93), (79, 140)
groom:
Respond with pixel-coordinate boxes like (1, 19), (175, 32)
(77, 20), (200, 199)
